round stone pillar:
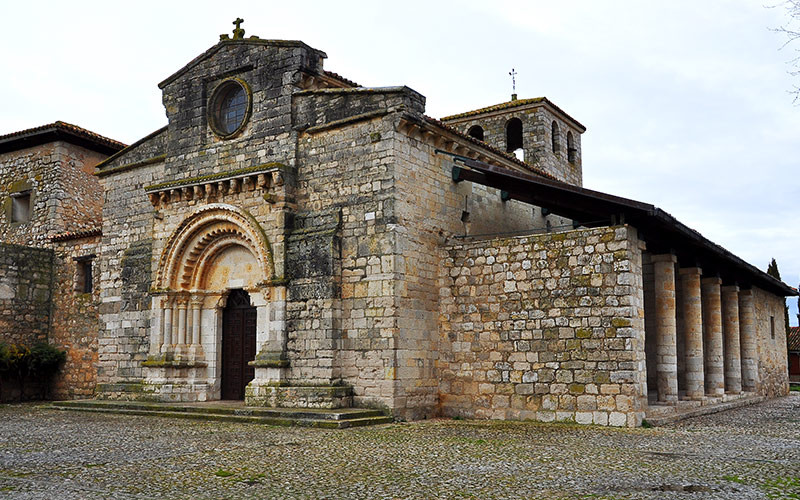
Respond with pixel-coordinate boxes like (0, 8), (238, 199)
(653, 254), (678, 403)
(721, 285), (742, 394)
(679, 267), (704, 400)
(702, 277), (725, 396)
(738, 289), (759, 392)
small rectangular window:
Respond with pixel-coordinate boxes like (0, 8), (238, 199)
(74, 255), (95, 294)
(10, 191), (31, 223)
(770, 316), (775, 340)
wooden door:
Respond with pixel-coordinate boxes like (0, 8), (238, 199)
(221, 289), (256, 400)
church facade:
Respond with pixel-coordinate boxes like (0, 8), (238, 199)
(1, 22), (793, 425)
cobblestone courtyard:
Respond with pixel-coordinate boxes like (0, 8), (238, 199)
(0, 395), (798, 499)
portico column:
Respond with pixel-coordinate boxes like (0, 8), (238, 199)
(722, 285), (742, 394)
(679, 267), (704, 400)
(739, 289), (759, 392)
(653, 254), (678, 402)
(702, 277), (725, 396)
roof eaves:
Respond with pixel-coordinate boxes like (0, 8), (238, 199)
(441, 97), (586, 133)
(0, 121), (126, 156)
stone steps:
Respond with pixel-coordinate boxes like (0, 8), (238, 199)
(48, 400), (393, 429)
(644, 394), (766, 426)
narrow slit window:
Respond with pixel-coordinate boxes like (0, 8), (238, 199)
(770, 316), (775, 340)
(551, 121), (560, 154)
(567, 131), (576, 163)
(75, 256), (95, 294)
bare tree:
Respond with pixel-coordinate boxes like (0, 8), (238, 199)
(773, 1), (800, 101)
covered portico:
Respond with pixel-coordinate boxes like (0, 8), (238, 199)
(442, 151), (796, 413)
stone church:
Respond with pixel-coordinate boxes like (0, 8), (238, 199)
(0, 21), (794, 426)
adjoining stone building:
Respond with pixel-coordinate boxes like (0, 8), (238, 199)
(1, 22), (795, 425)
(0, 122), (125, 399)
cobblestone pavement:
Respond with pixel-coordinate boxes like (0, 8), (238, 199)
(0, 395), (798, 500)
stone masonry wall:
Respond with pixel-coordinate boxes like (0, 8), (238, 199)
(0, 142), (106, 247)
(753, 286), (789, 397)
(50, 235), (101, 399)
(294, 114), (398, 409)
(0, 243), (53, 346)
(391, 126), (570, 419)
(97, 161), (162, 388)
(439, 226), (647, 427)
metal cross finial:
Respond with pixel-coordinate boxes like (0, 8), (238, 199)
(509, 68), (518, 101)
(232, 18), (245, 39)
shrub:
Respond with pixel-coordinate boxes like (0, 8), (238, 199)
(0, 342), (66, 401)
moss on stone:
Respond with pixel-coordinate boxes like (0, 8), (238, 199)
(144, 162), (285, 192)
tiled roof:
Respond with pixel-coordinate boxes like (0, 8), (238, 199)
(0, 121), (126, 155)
(323, 70), (359, 88)
(423, 115), (559, 182)
(440, 97), (586, 132)
(50, 228), (102, 242)
(789, 326), (800, 352)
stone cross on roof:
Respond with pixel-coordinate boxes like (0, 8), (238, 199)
(220, 17), (247, 41)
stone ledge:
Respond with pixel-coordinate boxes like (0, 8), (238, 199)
(248, 359), (290, 368)
(141, 360), (208, 368)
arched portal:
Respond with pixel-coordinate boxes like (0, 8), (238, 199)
(156, 203), (274, 291)
(145, 204), (284, 402)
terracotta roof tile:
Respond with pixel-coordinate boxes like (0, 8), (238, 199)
(50, 228), (102, 242)
(789, 326), (800, 351)
(0, 121), (126, 155)
(441, 97), (586, 132)
(323, 70), (359, 88)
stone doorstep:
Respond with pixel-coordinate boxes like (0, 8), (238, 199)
(644, 393), (766, 426)
(48, 400), (393, 429)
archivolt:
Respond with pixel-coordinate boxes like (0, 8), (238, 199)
(156, 204), (274, 290)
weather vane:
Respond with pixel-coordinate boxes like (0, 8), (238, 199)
(509, 68), (518, 101)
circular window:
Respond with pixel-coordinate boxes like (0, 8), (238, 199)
(209, 79), (251, 138)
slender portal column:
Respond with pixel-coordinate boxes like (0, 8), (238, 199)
(738, 289), (759, 392)
(653, 254), (678, 402)
(162, 298), (173, 351)
(177, 299), (188, 346)
(722, 285), (742, 394)
(679, 267), (704, 400)
(702, 277), (725, 396)
(191, 297), (202, 346)
(155, 303), (166, 354)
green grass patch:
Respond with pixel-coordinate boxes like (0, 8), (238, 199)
(763, 476), (800, 499)
(214, 469), (235, 478)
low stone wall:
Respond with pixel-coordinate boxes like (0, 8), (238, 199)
(0, 242), (53, 346)
(438, 225), (647, 427)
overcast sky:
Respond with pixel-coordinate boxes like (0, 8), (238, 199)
(2, 1), (799, 324)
